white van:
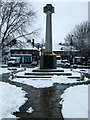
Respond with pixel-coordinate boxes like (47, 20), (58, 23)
(7, 57), (20, 66)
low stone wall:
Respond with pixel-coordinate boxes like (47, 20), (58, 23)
(84, 73), (90, 79)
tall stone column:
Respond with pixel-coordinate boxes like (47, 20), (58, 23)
(44, 4), (54, 54)
(40, 4), (56, 69)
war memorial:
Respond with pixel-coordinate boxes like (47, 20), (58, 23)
(40, 4), (56, 69)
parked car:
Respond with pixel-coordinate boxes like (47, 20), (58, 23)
(87, 58), (90, 65)
(73, 57), (85, 65)
(57, 60), (64, 67)
(31, 61), (38, 66)
(71, 64), (78, 68)
(57, 59), (70, 67)
(1, 60), (6, 64)
(61, 60), (71, 67)
(64, 62), (71, 67)
(7, 57), (20, 67)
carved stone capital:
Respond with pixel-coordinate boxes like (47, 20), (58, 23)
(44, 4), (54, 14)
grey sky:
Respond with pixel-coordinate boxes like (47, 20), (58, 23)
(31, 2), (88, 47)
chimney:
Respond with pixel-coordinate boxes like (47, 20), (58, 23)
(32, 39), (34, 48)
(38, 44), (39, 50)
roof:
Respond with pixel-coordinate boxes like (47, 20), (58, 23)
(39, 46), (45, 51)
(11, 41), (38, 51)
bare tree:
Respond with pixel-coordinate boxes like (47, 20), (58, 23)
(64, 21), (90, 56)
(0, 2), (39, 53)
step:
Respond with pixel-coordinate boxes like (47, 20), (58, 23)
(25, 72), (72, 76)
(32, 69), (64, 72)
(16, 75), (52, 78)
(67, 76), (80, 79)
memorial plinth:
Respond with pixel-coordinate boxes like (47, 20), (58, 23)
(40, 4), (56, 69)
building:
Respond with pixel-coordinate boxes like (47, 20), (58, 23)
(39, 43), (80, 60)
(10, 40), (39, 64)
(53, 43), (80, 60)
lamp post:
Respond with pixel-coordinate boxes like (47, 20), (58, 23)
(70, 35), (73, 66)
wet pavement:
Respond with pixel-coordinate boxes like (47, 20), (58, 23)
(13, 83), (71, 119)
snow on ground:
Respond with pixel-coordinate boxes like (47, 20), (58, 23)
(60, 85), (88, 118)
(9, 67), (89, 88)
(0, 82), (27, 119)
(0, 67), (25, 75)
(1, 67), (89, 119)
(16, 67), (33, 76)
(10, 78), (53, 88)
(52, 75), (88, 84)
(52, 75), (79, 84)
(0, 68), (10, 75)
(26, 107), (34, 113)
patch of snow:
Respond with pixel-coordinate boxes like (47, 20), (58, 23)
(10, 78), (53, 88)
(72, 71), (81, 77)
(60, 85), (88, 118)
(8, 67), (25, 72)
(26, 107), (34, 113)
(16, 68), (32, 76)
(52, 73), (89, 84)
(0, 67), (25, 75)
(0, 68), (10, 75)
(0, 82), (27, 119)
(52, 75), (78, 84)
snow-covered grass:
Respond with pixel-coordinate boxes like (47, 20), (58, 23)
(0, 82), (27, 119)
(60, 85), (88, 118)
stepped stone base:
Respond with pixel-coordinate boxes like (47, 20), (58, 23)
(16, 67), (73, 78)
(40, 54), (56, 69)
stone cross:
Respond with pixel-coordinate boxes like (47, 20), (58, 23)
(44, 4), (54, 54)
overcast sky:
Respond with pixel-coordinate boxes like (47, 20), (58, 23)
(31, 2), (88, 48)
(2, 0), (89, 48)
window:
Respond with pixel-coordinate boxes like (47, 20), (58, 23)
(11, 51), (14, 54)
(23, 51), (26, 54)
(18, 51), (20, 54)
